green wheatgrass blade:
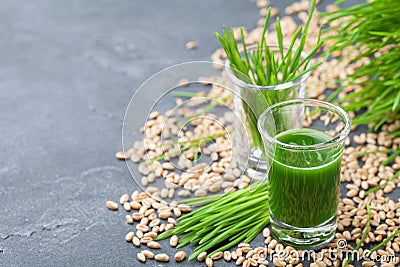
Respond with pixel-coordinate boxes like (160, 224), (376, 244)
(141, 130), (229, 165)
(229, 29), (247, 74)
(185, 215), (224, 234)
(258, 7), (271, 84)
(179, 193), (222, 206)
(222, 28), (232, 55)
(179, 188), (244, 217)
(169, 131), (227, 146)
(255, 65), (268, 85)
(169, 214), (205, 233)
(241, 28), (255, 82)
(201, 195), (266, 223)
(263, 40), (273, 84)
(280, 25), (302, 79)
(354, 149), (393, 157)
(290, 62), (322, 82)
(215, 32), (230, 59)
(178, 94), (233, 127)
(221, 220), (257, 240)
(369, 90), (394, 110)
(176, 230), (198, 248)
(214, 207), (264, 226)
(158, 183), (269, 260)
(292, 48), (323, 81)
(280, 48), (291, 81)
(171, 91), (201, 98)
(216, 0), (321, 151)
(344, 81), (391, 104)
(297, 27), (322, 70)
(178, 198), (234, 221)
(176, 214), (209, 232)
(392, 91), (400, 111)
(352, 110), (393, 125)
(260, 7), (271, 45)
(289, 0), (315, 74)
(382, 150), (400, 166)
(189, 232), (230, 260)
(276, 17), (284, 59)
(226, 216), (266, 243)
(230, 219), (264, 239)
(367, 229), (400, 255)
(190, 228), (213, 244)
(228, 227), (249, 242)
(366, 88), (396, 113)
(198, 225), (224, 245)
(389, 127), (400, 137)
(244, 218), (269, 243)
(344, 203), (371, 267)
(155, 229), (175, 240)
(196, 206), (249, 226)
(184, 195), (267, 232)
(323, 0), (400, 129)
(193, 146), (199, 165)
(181, 234), (209, 249)
(206, 234), (244, 257)
(326, 85), (345, 103)
(269, 49), (278, 84)
(373, 115), (392, 132)
(211, 203), (267, 227)
(190, 212), (262, 258)
(140, 142), (195, 166)
(366, 171), (399, 195)
(175, 206), (233, 231)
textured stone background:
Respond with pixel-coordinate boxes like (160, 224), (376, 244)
(0, 0), (380, 266)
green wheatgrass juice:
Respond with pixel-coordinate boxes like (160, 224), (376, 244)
(269, 128), (342, 228)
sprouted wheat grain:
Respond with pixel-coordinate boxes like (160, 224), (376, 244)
(109, 0), (400, 266)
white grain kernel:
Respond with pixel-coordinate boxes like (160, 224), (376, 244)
(106, 201), (118, 210)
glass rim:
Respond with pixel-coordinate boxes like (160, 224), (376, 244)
(225, 44), (311, 91)
(257, 99), (351, 151)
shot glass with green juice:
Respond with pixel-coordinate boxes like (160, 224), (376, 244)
(258, 99), (350, 248)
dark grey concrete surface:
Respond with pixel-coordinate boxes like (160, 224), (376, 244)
(0, 1), (259, 266)
(0, 0), (389, 267)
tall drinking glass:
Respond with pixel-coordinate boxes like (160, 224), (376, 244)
(258, 99), (351, 248)
(225, 45), (309, 180)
